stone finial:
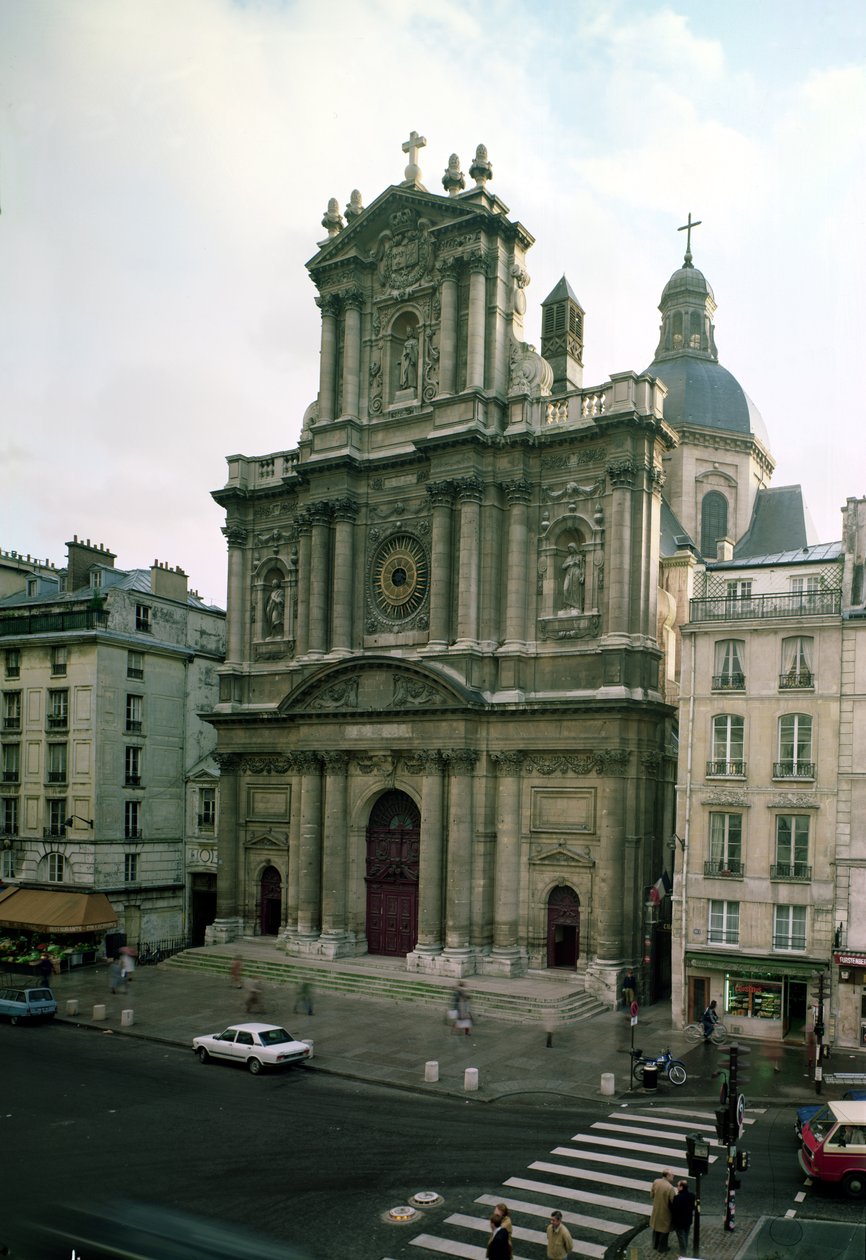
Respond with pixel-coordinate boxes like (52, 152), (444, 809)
(320, 197), (344, 240)
(469, 144), (493, 189)
(442, 153), (465, 197)
(401, 129), (427, 187)
(345, 189), (364, 221)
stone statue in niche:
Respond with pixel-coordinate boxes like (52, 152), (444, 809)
(265, 577), (285, 637)
(399, 332), (418, 391)
(561, 544), (585, 611)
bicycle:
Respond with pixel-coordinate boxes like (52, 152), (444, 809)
(684, 1021), (728, 1045)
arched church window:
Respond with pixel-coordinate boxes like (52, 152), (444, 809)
(701, 491), (728, 557)
(672, 311), (684, 350)
(689, 311), (703, 350)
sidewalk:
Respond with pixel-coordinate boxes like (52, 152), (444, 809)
(43, 941), (866, 1107)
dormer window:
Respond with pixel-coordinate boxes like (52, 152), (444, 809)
(26, 578), (37, 597)
(90, 570), (102, 590)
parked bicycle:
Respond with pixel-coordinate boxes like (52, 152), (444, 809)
(684, 1020), (728, 1045)
(631, 1047), (688, 1086)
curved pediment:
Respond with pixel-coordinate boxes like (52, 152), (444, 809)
(282, 658), (485, 716)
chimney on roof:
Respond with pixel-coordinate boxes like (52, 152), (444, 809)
(66, 537), (116, 591)
(150, 560), (188, 603)
(716, 536), (734, 562)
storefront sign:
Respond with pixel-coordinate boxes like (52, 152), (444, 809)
(834, 953), (866, 967)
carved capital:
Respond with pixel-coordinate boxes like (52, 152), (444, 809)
(426, 479), (457, 507)
(640, 751), (662, 776)
(501, 478), (532, 506)
(650, 465), (666, 492)
(403, 750), (445, 775)
(342, 286), (364, 312)
(316, 292), (341, 319)
(466, 248), (489, 275)
(331, 496), (359, 522)
(443, 749), (479, 775)
(213, 752), (242, 772)
(321, 750), (350, 773)
(222, 525), (247, 548)
(491, 751), (526, 775)
(292, 751), (322, 775)
(309, 499), (333, 525)
(437, 256), (460, 283)
(607, 459), (637, 489)
(454, 476), (484, 504)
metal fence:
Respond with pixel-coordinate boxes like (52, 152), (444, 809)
(135, 935), (192, 966)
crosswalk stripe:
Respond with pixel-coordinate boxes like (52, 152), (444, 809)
(555, 1139), (719, 1165)
(533, 1151), (690, 1178)
(504, 1175), (652, 1215)
(475, 1195), (629, 1236)
(408, 1234), (493, 1259)
(443, 1216), (607, 1260)
(597, 1114), (715, 1134)
(591, 1121), (686, 1140)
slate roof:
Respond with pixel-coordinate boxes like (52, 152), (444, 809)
(645, 355), (770, 446)
(731, 485), (821, 560)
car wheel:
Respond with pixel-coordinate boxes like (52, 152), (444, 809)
(247, 1057), (263, 1075)
(197, 1047), (210, 1064)
(842, 1172), (866, 1199)
(10, 1016), (18, 1026)
(668, 1062), (688, 1086)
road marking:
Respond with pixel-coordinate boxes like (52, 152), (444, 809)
(533, 1150), (690, 1177)
(554, 1142), (719, 1167)
(409, 1234), (493, 1259)
(785, 1209), (797, 1218)
(447, 1213), (608, 1258)
(591, 1121), (687, 1141)
(794, 1192), (806, 1202)
(475, 1195), (629, 1236)
(568, 1133), (707, 1160)
(598, 1114), (716, 1134)
(505, 1174), (652, 1212)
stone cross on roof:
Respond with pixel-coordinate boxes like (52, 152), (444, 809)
(678, 211), (702, 267)
(401, 130), (427, 188)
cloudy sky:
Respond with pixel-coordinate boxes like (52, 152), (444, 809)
(1, 0), (865, 606)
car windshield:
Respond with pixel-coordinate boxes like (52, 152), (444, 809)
(29, 991), (52, 1002)
(257, 1028), (294, 1046)
(806, 1106), (835, 1141)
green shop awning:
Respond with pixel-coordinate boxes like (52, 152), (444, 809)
(685, 952), (828, 980)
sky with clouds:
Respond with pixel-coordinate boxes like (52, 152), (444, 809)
(1, 0), (865, 606)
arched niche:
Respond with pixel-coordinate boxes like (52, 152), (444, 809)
(388, 308), (422, 404)
(252, 552), (297, 653)
(538, 514), (601, 621)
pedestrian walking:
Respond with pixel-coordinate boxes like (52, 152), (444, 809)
(805, 1025), (817, 1071)
(670, 1179), (695, 1255)
(294, 980), (314, 1015)
(36, 953), (54, 988)
(119, 945), (137, 984)
(621, 967), (637, 1009)
(486, 1208), (511, 1260)
(244, 978), (263, 1014)
(454, 982), (473, 1036)
(545, 1209), (573, 1259)
(108, 958), (126, 994)
(701, 999), (719, 1044)
(649, 1169), (675, 1252)
(490, 1203), (512, 1239)
(230, 956), (244, 989)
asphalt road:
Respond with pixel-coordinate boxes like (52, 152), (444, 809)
(3, 1022), (864, 1259)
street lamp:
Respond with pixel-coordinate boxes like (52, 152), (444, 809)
(64, 815), (94, 829)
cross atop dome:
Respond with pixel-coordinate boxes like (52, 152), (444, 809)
(401, 130), (427, 190)
(677, 211), (702, 267)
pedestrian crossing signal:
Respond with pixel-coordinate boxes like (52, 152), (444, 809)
(736, 1150), (751, 1171)
(714, 1106), (731, 1145)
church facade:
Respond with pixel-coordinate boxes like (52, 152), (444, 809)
(207, 137), (684, 1003)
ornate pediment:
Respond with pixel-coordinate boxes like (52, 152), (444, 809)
(285, 661), (479, 716)
(530, 843), (597, 867)
(244, 832), (289, 850)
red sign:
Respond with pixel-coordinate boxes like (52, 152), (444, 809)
(834, 953), (866, 967)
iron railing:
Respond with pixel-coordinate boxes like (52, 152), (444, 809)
(773, 761), (815, 779)
(0, 609), (109, 638)
(704, 860), (744, 877)
(770, 862), (812, 881)
(690, 591), (841, 622)
(706, 760), (747, 777)
(711, 674), (745, 691)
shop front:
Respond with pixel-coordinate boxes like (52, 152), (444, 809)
(685, 951), (827, 1042)
(0, 886), (118, 974)
(834, 952), (866, 1050)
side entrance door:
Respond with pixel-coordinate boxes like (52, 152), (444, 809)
(365, 790), (420, 957)
(546, 886), (580, 968)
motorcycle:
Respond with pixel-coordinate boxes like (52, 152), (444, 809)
(630, 1047), (688, 1086)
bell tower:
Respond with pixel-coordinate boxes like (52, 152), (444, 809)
(540, 275), (584, 392)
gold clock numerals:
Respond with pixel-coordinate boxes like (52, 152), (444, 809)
(372, 535), (429, 621)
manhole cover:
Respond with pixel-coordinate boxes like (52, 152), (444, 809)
(385, 1205), (420, 1224)
(411, 1192), (443, 1207)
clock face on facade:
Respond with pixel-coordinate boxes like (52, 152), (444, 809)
(371, 534), (429, 621)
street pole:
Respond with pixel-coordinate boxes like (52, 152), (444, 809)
(814, 971), (826, 1096)
(693, 1170), (702, 1253)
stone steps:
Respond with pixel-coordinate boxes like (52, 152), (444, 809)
(163, 950), (607, 1025)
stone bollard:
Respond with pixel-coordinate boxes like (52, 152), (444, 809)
(92, 1004), (106, 1021)
(601, 1072), (615, 1096)
(301, 1039), (314, 1060)
(464, 1067), (479, 1092)
(424, 1060), (439, 1083)
(65, 999), (79, 1016)
(121, 1008), (135, 1027)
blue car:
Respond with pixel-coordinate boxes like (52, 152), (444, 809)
(0, 985), (58, 1024)
(796, 1089), (866, 1139)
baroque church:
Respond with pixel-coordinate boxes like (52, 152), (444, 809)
(207, 134), (783, 1006)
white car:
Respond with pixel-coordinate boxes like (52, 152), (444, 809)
(192, 1023), (312, 1075)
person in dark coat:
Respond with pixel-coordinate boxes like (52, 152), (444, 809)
(670, 1179), (696, 1254)
(701, 999), (719, 1043)
(485, 1213), (511, 1260)
(37, 954), (54, 988)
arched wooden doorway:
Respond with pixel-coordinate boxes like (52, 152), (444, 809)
(259, 865), (282, 936)
(365, 790), (420, 956)
(546, 885), (580, 968)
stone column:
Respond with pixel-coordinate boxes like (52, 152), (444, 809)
(210, 753), (243, 941)
(316, 293), (340, 423)
(425, 481), (455, 648)
(465, 252), (488, 390)
(606, 459), (636, 640)
(295, 752), (323, 945)
(340, 290), (363, 418)
(295, 513), (312, 658)
(501, 480), (532, 649)
(454, 478), (483, 648)
(307, 501), (331, 656)
(221, 526), (247, 666)
(320, 751), (350, 956)
(442, 750), (478, 970)
(282, 762), (303, 946)
(330, 498), (357, 655)
(488, 752), (527, 973)
(407, 752), (445, 965)
(437, 259), (459, 396)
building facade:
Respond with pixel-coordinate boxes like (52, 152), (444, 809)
(208, 140), (681, 1003)
(0, 537), (225, 945)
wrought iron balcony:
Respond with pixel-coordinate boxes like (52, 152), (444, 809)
(125, 776), (142, 787)
(773, 935), (806, 951)
(43, 826), (66, 838)
(0, 608), (109, 638)
(690, 591), (841, 623)
(703, 860), (744, 877)
(124, 827), (143, 840)
(2, 770), (20, 784)
(706, 760), (746, 777)
(773, 761), (815, 779)
(712, 673), (745, 691)
(708, 930), (740, 945)
(46, 715), (68, 730)
(770, 862), (812, 881)
(127, 667), (144, 680)
(125, 721), (143, 734)
(2, 717), (21, 730)
(46, 771), (67, 784)
(779, 670), (814, 689)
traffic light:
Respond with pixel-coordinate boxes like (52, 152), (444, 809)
(815, 1019), (825, 1040)
(715, 1106), (731, 1145)
(736, 1150), (751, 1171)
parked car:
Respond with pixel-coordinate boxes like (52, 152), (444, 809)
(192, 1023), (312, 1075)
(0, 985), (58, 1024)
(795, 1089), (866, 1139)
(799, 1099), (866, 1197)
